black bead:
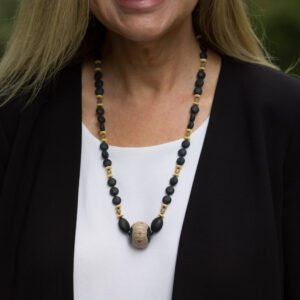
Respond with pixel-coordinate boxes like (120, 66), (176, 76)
(178, 148), (187, 157)
(195, 78), (204, 88)
(166, 185), (174, 195)
(103, 159), (112, 167)
(119, 217), (130, 233)
(108, 177), (117, 187)
(100, 141), (108, 151)
(162, 195), (172, 204)
(200, 52), (208, 59)
(95, 87), (104, 95)
(190, 113), (196, 122)
(191, 104), (200, 114)
(187, 121), (194, 129)
(96, 106), (104, 115)
(94, 71), (102, 80)
(151, 216), (163, 233)
(97, 115), (105, 123)
(182, 139), (190, 148)
(194, 87), (202, 95)
(102, 150), (109, 159)
(110, 186), (119, 196)
(95, 80), (103, 88)
(112, 196), (121, 205)
(170, 176), (178, 186)
(177, 157), (185, 165)
(100, 123), (105, 131)
(197, 70), (206, 79)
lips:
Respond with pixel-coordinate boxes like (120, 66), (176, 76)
(115, 0), (163, 12)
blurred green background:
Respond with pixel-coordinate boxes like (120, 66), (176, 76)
(0, 0), (300, 74)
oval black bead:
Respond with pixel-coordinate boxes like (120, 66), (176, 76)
(112, 196), (121, 205)
(97, 115), (105, 123)
(151, 216), (163, 233)
(195, 78), (204, 88)
(119, 217), (130, 233)
(96, 106), (105, 115)
(182, 139), (190, 148)
(103, 159), (112, 167)
(162, 195), (172, 204)
(110, 186), (119, 196)
(177, 157), (185, 165)
(100, 141), (108, 151)
(194, 87), (202, 95)
(166, 186), (175, 195)
(187, 121), (194, 129)
(197, 70), (206, 79)
(190, 113), (196, 122)
(95, 80), (103, 88)
(102, 150), (109, 159)
(95, 87), (104, 95)
(94, 72), (102, 80)
(100, 123), (105, 131)
(178, 148), (187, 157)
(170, 176), (178, 186)
(108, 177), (117, 187)
(191, 104), (200, 114)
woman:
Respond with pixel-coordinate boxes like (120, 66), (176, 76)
(0, 0), (299, 299)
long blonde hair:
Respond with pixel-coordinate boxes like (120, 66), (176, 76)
(0, 0), (277, 108)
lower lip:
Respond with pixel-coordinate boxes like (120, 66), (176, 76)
(115, 0), (163, 11)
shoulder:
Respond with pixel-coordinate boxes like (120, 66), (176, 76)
(222, 55), (300, 130)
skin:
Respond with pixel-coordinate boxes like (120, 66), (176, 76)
(82, 0), (222, 147)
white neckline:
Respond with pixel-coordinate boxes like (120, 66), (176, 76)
(82, 116), (210, 152)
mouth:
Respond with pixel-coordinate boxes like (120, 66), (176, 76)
(115, 0), (164, 12)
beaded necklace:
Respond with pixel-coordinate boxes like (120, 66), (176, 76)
(93, 37), (208, 249)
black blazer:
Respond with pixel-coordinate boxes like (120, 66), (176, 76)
(1, 54), (300, 300)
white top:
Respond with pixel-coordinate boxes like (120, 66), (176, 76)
(74, 117), (210, 300)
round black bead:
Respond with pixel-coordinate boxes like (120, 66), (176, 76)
(191, 104), (200, 114)
(100, 141), (108, 151)
(162, 195), (172, 204)
(95, 87), (104, 95)
(190, 113), (196, 122)
(166, 186), (175, 195)
(197, 70), (206, 79)
(178, 148), (187, 157)
(194, 87), (202, 95)
(119, 217), (130, 234)
(112, 196), (121, 205)
(94, 71), (102, 80)
(170, 176), (178, 186)
(195, 78), (204, 88)
(102, 150), (109, 159)
(151, 216), (163, 233)
(103, 159), (112, 167)
(177, 157), (185, 165)
(96, 106), (104, 115)
(95, 80), (103, 88)
(182, 139), (190, 148)
(108, 177), (117, 187)
(110, 186), (119, 196)
(187, 121), (194, 129)
(97, 115), (105, 123)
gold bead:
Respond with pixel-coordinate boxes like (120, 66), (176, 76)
(96, 94), (103, 99)
(94, 59), (102, 64)
(105, 166), (112, 177)
(174, 164), (182, 176)
(184, 128), (192, 139)
(95, 67), (102, 71)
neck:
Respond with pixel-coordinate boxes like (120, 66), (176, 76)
(100, 17), (202, 104)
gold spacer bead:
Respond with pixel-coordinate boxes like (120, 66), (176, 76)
(115, 204), (121, 209)
(98, 130), (106, 140)
(184, 128), (192, 139)
(96, 94), (103, 99)
(174, 164), (182, 176)
(94, 60), (102, 64)
(199, 66), (206, 71)
(95, 67), (102, 71)
(116, 213), (123, 219)
(105, 166), (113, 177)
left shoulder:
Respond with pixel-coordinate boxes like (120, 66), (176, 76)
(222, 55), (300, 128)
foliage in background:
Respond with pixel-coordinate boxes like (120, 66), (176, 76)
(0, 0), (299, 74)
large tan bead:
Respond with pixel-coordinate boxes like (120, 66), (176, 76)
(130, 221), (150, 249)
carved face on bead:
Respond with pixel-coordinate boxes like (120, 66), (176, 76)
(130, 221), (150, 249)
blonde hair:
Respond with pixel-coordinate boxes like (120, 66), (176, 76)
(0, 0), (277, 108)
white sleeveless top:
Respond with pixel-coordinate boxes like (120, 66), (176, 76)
(74, 117), (210, 300)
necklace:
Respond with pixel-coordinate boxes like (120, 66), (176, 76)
(93, 36), (208, 250)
